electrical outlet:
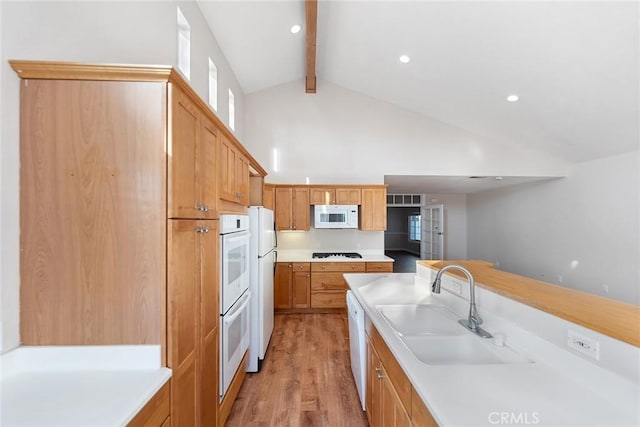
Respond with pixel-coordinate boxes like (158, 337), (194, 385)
(567, 330), (600, 360)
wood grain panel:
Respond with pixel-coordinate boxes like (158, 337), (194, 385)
(311, 262), (366, 272)
(311, 272), (348, 290)
(360, 188), (387, 231)
(275, 188), (293, 230)
(200, 220), (219, 338)
(172, 353), (198, 427)
(411, 387), (438, 427)
(275, 263), (293, 308)
(168, 84), (200, 219)
(367, 322), (412, 414)
(128, 382), (171, 427)
(311, 291), (346, 308)
(19, 79), (165, 345)
(335, 188), (362, 205)
(199, 118), (218, 218)
(419, 260), (640, 347)
(201, 327), (219, 427)
(292, 272), (311, 308)
(292, 188), (310, 230)
(366, 262), (394, 272)
(310, 188), (334, 205)
(263, 184), (276, 210)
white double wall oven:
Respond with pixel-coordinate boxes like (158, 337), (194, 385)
(219, 214), (251, 401)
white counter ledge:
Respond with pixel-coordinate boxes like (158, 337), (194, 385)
(345, 272), (640, 426)
(1, 345), (171, 426)
(276, 249), (394, 263)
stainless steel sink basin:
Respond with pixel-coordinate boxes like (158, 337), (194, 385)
(376, 304), (465, 336)
(402, 335), (530, 365)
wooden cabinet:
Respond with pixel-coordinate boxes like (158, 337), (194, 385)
(274, 262), (311, 308)
(168, 219), (219, 426)
(310, 262), (366, 308)
(263, 183), (276, 210)
(360, 187), (387, 231)
(218, 134), (250, 212)
(309, 187), (361, 205)
(168, 85), (218, 219)
(366, 320), (436, 427)
(128, 382), (171, 427)
(274, 187), (310, 230)
(366, 262), (394, 272)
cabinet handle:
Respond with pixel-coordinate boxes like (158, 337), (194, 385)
(196, 226), (209, 234)
(351, 265), (356, 269)
(288, 264), (292, 269)
(375, 367), (384, 379)
(321, 281), (326, 285)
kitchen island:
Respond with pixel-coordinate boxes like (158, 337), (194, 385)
(345, 262), (640, 426)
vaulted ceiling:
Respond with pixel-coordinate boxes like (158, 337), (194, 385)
(198, 1), (639, 164)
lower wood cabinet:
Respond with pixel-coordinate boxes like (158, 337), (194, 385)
(366, 262), (394, 273)
(366, 320), (438, 427)
(311, 262), (366, 308)
(168, 219), (219, 426)
(274, 262), (311, 309)
(128, 382), (171, 427)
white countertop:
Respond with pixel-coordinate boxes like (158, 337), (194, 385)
(1, 345), (171, 426)
(276, 249), (394, 263)
(344, 272), (640, 426)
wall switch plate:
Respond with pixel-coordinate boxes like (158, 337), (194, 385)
(567, 330), (600, 360)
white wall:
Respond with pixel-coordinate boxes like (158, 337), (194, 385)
(244, 79), (569, 185)
(467, 150), (640, 305)
(0, 1), (245, 353)
(423, 193), (468, 260)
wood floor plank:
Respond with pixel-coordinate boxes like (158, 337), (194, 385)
(226, 313), (368, 426)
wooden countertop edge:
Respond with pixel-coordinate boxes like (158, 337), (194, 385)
(418, 260), (640, 347)
(8, 59), (268, 177)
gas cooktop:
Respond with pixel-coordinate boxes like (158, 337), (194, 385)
(312, 252), (363, 259)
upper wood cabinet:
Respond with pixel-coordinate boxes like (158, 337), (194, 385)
(218, 135), (250, 213)
(309, 187), (361, 205)
(168, 85), (218, 219)
(263, 183), (276, 210)
(274, 187), (310, 231)
(360, 188), (387, 231)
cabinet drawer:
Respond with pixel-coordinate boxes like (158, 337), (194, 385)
(311, 262), (366, 272)
(311, 290), (346, 308)
(292, 262), (311, 272)
(366, 262), (393, 272)
(311, 272), (347, 290)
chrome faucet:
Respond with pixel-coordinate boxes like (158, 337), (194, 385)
(432, 264), (492, 338)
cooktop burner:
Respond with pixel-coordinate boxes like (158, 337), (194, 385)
(312, 252), (363, 259)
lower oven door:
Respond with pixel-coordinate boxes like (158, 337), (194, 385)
(220, 290), (251, 400)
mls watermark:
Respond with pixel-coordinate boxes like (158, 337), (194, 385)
(488, 411), (540, 425)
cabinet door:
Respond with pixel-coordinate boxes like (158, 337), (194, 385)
(274, 188), (292, 230)
(201, 327), (218, 427)
(200, 220), (218, 340)
(360, 188), (387, 231)
(292, 188), (310, 230)
(292, 271), (310, 308)
(274, 263), (292, 308)
(168, 220), (201, 425)
(236, 153), (250, 206)
(335, 187), (362, 205)
(218, 135), (237, 203)
(198, 119), (218, 218)
(366, 340), (382, 427)
(381, 366), (411, 427)
(169, 85), (201, 219)
(310, 187), (335, 205)
(263, 184), (276, 210)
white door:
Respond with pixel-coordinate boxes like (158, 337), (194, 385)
(421, 204), (444, 260)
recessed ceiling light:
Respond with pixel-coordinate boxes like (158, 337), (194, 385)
(507, 94), (519, 102)
(290, 24), (301, 34)
(399, 55), (410, 64)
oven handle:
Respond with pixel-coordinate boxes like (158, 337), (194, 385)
(224, 292), (251, 326)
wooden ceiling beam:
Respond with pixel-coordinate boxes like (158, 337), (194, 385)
(305, 0), (317, 93)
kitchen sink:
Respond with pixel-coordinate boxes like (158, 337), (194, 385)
(376, 304), (465, 336)
(402, 335), (530, 365)
(376, 303), (531, 365)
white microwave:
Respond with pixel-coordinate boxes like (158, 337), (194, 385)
(314, 205), (358, 229)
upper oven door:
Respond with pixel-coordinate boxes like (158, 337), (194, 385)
(221, 229), (250, 314)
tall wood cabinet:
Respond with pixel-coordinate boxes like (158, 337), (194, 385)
(11, 61), (268, 427)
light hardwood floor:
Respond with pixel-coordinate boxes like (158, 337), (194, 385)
(226, 313), (369, 426)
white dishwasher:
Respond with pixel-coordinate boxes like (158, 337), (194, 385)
(346, 290), (366, 410)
